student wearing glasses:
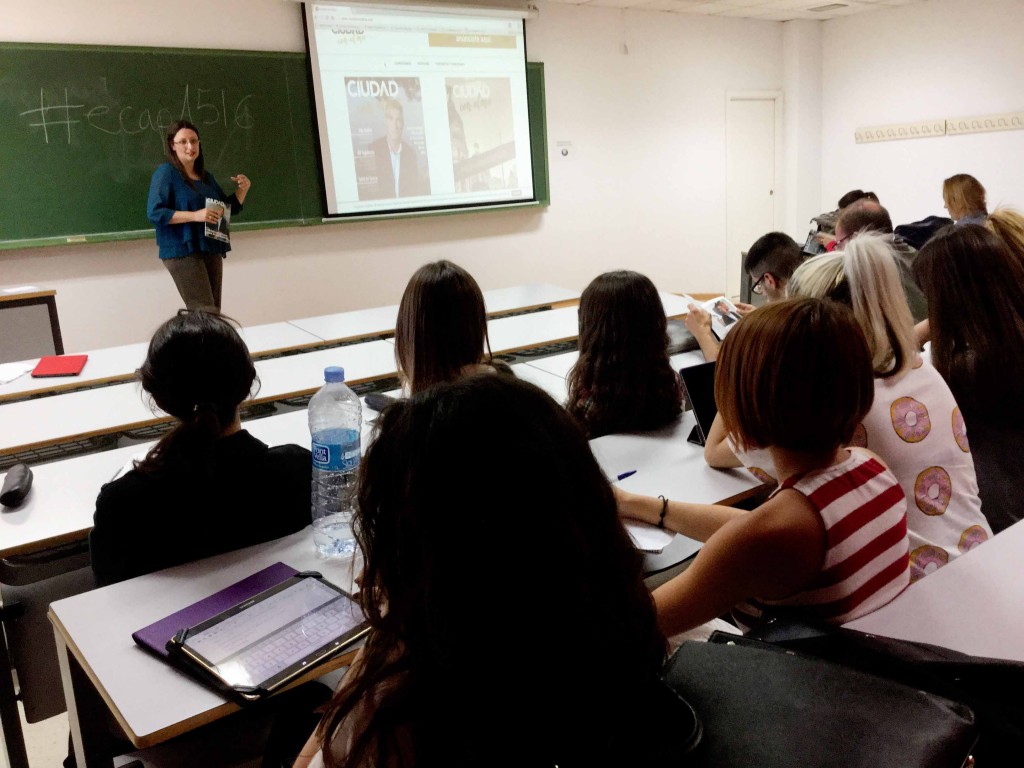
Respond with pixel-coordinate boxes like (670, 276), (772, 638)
(684, 231), (803, 362)
(147, 120), (251, 312)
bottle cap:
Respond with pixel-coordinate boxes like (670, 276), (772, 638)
(324, 366), (346, 383)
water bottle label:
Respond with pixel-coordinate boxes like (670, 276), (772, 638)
(312, 429), (360, 471)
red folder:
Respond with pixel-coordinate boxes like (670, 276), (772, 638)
(31, 354), (88, 378)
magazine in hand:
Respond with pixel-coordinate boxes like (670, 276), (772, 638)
(204, 198), (230, 244)
(702, 296), (743, 341)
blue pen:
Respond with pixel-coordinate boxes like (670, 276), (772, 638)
(616, 470), (637, 481)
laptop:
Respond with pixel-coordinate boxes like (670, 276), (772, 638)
(679, 361), (717, 446)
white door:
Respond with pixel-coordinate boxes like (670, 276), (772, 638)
(726, 97), (777, 300)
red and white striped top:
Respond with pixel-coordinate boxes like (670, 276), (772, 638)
(734, 449), (910, 629)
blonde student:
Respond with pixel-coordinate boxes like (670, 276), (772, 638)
(618, 298), (910, 637)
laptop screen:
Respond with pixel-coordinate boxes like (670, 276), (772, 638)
(679, 361), (717, 443)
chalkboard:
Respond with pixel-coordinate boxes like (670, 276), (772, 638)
(0, 43), (323, 249)
(0, 43), (548, 250)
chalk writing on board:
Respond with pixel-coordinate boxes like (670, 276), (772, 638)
(19, 84), (255, 144)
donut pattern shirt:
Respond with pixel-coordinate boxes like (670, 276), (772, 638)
(734, 449), (910, 629)
(861, 359), (991, 582)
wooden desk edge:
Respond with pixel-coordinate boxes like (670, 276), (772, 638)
(0, 290), (56, 303)
(49, 607), (360, 749)
(0, 527), (92, 560)
(0, 373), (130, 404)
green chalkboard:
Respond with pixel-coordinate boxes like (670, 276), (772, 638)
(0, 43), (548, 250)
(0, 43), (322, 249)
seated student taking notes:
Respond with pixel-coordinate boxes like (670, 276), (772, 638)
(617, 299), (910, 637)
(89, 310), (311, 586)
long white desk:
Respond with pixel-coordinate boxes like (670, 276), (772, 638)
(0, 285), (581, 405)
(0, 401), (391, 560)
(49, 528), (359, 764)
(844, 519), (1024, 663)
(522, 348), (706, 385)
(287, 283), (580, 343)
(483, 292), (690, 355)
(0, 340), (395, 457)
(514, 350), (707, 407)
(590, 414), (764, 572)
(0, 289), (694, 458)
(0, 322), (323, 404)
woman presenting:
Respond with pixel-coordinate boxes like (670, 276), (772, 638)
(147, 120), (251, 311)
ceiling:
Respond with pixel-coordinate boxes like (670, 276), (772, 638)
(539, 0), (930, 22)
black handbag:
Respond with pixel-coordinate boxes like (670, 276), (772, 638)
(662, 634), (977, 768)
(749, 614), (1024, 766)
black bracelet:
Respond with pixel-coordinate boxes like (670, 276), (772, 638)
(657, 495), (668, 529)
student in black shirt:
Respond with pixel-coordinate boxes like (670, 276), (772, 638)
(89, 310), (311, 586)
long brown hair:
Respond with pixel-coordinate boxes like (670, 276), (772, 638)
(164, 119), (205, 187)
(915, 225), (1024, 422)
(317, 376), (667, 767)
(393, 261), (491, 393)
(566, 271), (681, 437)
(136, 310), (256, 474)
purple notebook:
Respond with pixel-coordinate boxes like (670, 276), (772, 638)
(132, 562), (299, 658)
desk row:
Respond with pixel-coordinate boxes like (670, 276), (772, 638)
(0, 294), (693, 458)
(0, 352), (741, 563)
(0, 283), (584, 403)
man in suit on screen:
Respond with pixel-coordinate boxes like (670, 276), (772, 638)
(368, 98), (428, 199)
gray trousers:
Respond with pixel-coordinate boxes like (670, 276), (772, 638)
(163, 253), (224, 312)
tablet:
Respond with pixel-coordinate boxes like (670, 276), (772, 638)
(679, 361), (717, 447)
(167, 573), (368, 702)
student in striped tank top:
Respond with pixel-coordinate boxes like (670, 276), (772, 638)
(616, 298), (911, 637)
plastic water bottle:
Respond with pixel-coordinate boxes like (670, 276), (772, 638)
(309, 366), (362, 557)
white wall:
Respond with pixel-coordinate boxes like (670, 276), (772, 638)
(1, 0), (784, 350)
(782, 20), (822, 238)
(822, 0), (1024, 226)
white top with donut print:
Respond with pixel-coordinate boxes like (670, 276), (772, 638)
(732, 357), (991, 584)
(854, 357), (991, 582)
(733, 448), (910, 629)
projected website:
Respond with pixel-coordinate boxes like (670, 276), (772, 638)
(308, 3), (535, 217)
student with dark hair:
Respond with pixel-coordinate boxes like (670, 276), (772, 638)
(89, 310), (311, 586)
(915, 225), (1024, 533)
(618, 298), (910, 636)
(837, 189), (880, 210)
(942, 174), (987, 225)
(295, 375), (694, 768)
(566, 271), (682, 438)
(147, 120), (251, 312)
(394, 260), (507, 394)
(685, 232), (800, 362)
(834, 201), (928, 322)
(742, 231), (804, 301)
